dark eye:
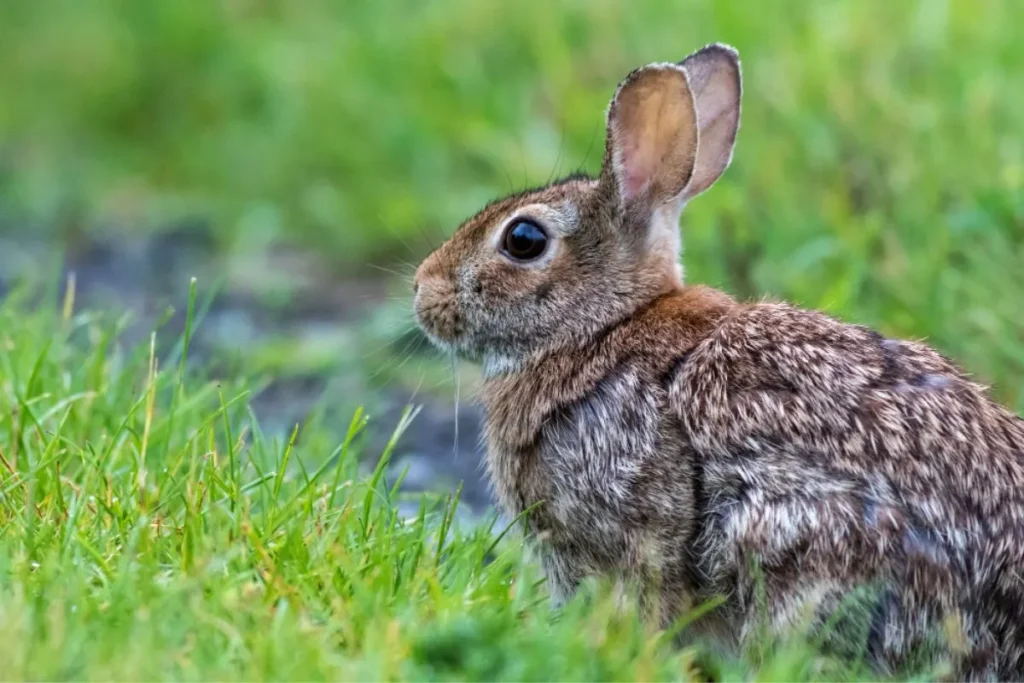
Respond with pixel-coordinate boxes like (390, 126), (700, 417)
(502, 219), (548, 261)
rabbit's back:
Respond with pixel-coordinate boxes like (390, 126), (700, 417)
(671, 302), (1024, 677)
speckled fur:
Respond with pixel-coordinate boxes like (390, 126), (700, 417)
(413, 44), (1024, 679)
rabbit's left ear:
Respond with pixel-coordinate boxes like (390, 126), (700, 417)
(677, 43), (742, 200)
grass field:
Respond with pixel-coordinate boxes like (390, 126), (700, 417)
(0, 285), (901, 681)
(1, 0), (1022, 679)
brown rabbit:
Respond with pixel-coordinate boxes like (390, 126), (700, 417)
(412, 44), (1024, 679)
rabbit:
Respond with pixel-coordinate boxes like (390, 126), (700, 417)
(412, 43), (1024, 679)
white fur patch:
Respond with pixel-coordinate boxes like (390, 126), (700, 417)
(482, 352), (523, 379)
(645, 200), (687, 282)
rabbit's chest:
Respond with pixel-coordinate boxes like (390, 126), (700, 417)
(485, 366), (684, 546)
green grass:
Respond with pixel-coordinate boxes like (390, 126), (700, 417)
(0, 283), (904, 681)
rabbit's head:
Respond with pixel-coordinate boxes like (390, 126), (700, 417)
(414, 45), (741, 376)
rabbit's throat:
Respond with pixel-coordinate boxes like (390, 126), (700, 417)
(480, 285), (737, 451)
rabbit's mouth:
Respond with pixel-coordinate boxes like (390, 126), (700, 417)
(412, 278), (472, 355)
(413, 298), (500, 368)
(414, 301), (461, 348)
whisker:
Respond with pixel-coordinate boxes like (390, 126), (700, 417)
(500, 161), (516, 195)
(390, 334), (427, 376)
(412, 221), (439, 253)
(376, 212), (421, 261)
(358, 292), (414, 306)
(406, 371), (452, 397)
(407, 366), (428, 406)
(363, 327), (423, 379)
(366, 263), (412, 279)
(519, 135), (528, 188)
(577, 120), (601, 176)
(422, 371), (456, 392)
(368, 317), (418, 337)
(450, 351), (461, 462)
(547, 119), (567, 186)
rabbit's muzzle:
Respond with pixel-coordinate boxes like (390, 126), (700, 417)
(413, 268), (462, 350)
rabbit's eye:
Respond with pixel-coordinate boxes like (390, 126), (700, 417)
(502, 219), (548, 261)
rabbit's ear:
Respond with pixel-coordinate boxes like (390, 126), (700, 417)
(601, 63), (699, 221)
(678, 44), (741, 200)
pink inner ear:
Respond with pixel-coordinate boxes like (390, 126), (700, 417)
(621, 160), (648, 201)
(618, 137), (654, 202)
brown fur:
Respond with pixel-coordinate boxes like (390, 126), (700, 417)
(412, 44), (1024, 679)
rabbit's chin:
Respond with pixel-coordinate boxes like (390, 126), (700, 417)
(417, 327), (484, 364)
(481, 352), (524, 379)
(418, 330), (459, 357)
(419, 328), (525, 377)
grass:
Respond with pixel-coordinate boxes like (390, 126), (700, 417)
(0, 282), (902, 681)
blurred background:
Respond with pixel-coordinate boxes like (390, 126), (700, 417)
(1, 0), (1022, 513)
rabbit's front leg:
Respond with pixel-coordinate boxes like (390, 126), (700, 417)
(539, 544), (586, 607)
